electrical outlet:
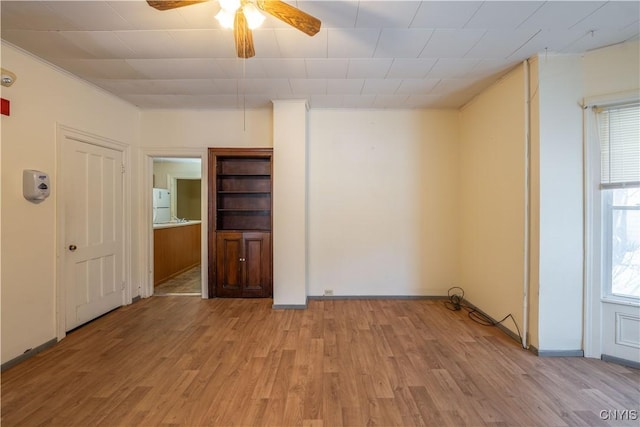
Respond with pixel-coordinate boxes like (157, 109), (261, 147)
(324, 289), (334, 296)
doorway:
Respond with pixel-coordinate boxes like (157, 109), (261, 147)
(152, 157), (203, 296)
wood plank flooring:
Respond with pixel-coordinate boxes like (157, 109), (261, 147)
(2, 297), (639, 426)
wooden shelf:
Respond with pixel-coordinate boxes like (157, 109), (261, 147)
(208, 148), (274, 298)
(213, 154), (272, 232)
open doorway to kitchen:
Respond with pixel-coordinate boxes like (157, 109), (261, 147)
(152, 157), (202, 296)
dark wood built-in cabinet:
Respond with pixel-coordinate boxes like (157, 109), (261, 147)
(215, 232), (271, 298)
(208, 148), (273, 298)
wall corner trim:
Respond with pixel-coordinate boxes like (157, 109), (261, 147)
(272, 304), (308, 310)
(601, 354), (640, 369)
(530, 347), (585, 358)
(307, 295), (447, 301)
(1, 338), (58, 372)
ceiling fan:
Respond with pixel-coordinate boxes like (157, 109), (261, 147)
(146, 0), (321, 58)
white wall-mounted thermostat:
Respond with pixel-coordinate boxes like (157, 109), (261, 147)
(23, 169), (50, 203)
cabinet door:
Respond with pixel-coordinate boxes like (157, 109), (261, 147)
(242, 232), (272, 297)
(215, 232), (272, 298)
(216, 232), (243, 297)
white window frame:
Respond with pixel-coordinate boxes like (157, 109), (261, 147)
(601, 188), (640, 306)
(597, 100), (640, 304)
(583, 91), (640, 358)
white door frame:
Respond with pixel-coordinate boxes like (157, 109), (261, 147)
(583, 104), (603, 358)
(140, 147), (208, 299)
(55, 124), (131, 341)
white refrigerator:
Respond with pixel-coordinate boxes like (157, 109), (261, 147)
(152, 188), (171, 223)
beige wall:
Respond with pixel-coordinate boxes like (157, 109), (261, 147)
(273, 100), (308, 306)
(584, 40), (640, 99)
(140, 109), (273, 149)
(458, 65), (527, 338)
(1, 43), (140, 364)
(153, 160), (201, 190)
(533, 53), (584, 351)
(308, 109), (459, 296)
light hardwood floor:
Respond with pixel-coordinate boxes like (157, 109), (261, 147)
(2, 297), (639, 426)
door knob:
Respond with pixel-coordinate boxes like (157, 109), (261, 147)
(69, 244), (77, 251)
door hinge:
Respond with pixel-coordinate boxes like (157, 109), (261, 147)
(121, 281), (126, 290)
(121, 163), (126, 174)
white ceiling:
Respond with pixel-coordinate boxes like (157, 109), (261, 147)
(2, 1), (639, 109)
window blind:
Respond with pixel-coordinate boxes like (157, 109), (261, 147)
(598, 102), (640, 188)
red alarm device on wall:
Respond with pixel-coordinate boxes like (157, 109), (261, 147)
(1, 98), (9, 116)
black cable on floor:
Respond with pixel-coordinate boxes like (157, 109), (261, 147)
(444, 286), (465, 311)
(445, 286), (524, 347)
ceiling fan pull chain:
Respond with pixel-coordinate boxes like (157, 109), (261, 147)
(243, 54), (247, 131)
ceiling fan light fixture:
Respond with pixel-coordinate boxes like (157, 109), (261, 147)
(215, 8), (235, 29)
(243, 3), (265, 29)
(147, 0), (321, 58)
(219, 0), (240, 12)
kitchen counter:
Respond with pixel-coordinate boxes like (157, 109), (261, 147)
(154, 221), (201, 286)
(153, 220), (201, 229)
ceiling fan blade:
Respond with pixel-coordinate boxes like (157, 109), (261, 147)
(146, 1), (207, 11)
(257, 0), (321, 36)
(234, 9), (256, 58)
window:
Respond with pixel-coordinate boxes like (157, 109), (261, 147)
(597, 103), (640, 299)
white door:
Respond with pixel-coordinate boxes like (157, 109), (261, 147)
(62, 138), (124, 331)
